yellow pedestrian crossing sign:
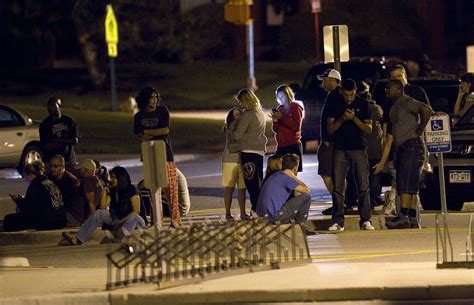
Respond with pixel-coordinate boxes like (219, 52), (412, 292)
(105, 4), (118, 57)
(107, 43), (118, 57)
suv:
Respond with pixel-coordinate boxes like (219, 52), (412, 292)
(419, 106), (474, 211)
(291, 58), (391, 149)
(0, 104), (42, 173)
(372, 77), (461, 113)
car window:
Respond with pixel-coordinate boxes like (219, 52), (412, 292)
(0, 107), (24, 128)
(456, 106), (474, 126)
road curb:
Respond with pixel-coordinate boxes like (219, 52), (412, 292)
(2, 284), (474, 305)
(1, 212), (471, 246)
(0, 257), (30, 267)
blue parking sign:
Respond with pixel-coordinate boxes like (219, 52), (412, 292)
(431, 119), (443, 131)
(425, 114), (451, 153)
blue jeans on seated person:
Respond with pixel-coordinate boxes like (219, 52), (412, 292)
(76, 210), (146, 243)
(276, 193), (312, 224)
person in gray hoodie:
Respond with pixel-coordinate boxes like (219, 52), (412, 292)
(231, 89), (268, 212)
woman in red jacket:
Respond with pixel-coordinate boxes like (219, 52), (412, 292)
(271, 84), (304, 172)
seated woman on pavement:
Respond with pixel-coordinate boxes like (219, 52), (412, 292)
(62, 166), (146, 245)
(4, 160), (66, 232)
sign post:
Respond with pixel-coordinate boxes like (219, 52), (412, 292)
(425, 112), (452, 214)
(311, 0), (321, 61)
(323, 25), (349, 73)
(224, 0), (256, 90)
(104, 4), (119, 112)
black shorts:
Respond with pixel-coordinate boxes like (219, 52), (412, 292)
(275, 142), (303, 172)
(317, 141), (333, 177)
(395, 138), (425, 194)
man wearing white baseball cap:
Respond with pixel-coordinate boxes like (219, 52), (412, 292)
(317, 68), (342, 82)
(317, 69), (342, 207)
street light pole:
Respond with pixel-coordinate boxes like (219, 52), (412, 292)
(246, 20), (256, 90)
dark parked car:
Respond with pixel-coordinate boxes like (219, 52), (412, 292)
(371, 76), (461, 112)
(291, 58), (392, 149)
(0, 104), (42, 173)
(419, 106), (474, 211)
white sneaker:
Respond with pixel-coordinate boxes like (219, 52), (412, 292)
(328, 223), (344, 232)
(361, 221), (375, 230)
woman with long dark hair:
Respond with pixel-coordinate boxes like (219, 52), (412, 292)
(133, 86), (181, 227)
(454, 73), (474, 119)
(62, 166), (146, 245)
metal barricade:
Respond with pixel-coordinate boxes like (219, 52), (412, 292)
(435, 213), (474, 269)
(106, 218), (311, 290)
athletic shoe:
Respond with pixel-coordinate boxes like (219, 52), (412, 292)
(328, 223), (344, 232)
(361, 221), (375, 230)
(385, 215), (410, 229)
(409, 217), (421, 229)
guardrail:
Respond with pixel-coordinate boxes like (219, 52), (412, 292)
(106, 218), (311, 290)
(436, 213), (474, 269)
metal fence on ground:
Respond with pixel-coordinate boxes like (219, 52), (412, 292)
(106, 218), (311, 290)
(436, 213), (474, 269)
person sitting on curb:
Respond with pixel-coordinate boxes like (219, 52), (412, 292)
(76, 159), (104, 218)
(47, 155), (83, 226)
(62, 166), (146, 245)
(4, 160), (66, 232)
(256, 153), (315, 235)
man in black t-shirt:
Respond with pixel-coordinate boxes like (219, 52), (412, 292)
(326, 79), (373, 232)
(316, 69), (342, 195)
(39, 97), (79, 170)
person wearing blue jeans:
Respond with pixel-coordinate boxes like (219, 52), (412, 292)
(256, 153), (314, 234)
(326, 79), (374, 231)
(62, 166), (146, 245)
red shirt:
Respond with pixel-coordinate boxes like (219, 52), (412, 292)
(272, 102), (303, 147)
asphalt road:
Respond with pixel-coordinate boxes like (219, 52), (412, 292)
(0, 227), (469, 268)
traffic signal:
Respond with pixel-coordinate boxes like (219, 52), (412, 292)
(224, 0), (253, 25)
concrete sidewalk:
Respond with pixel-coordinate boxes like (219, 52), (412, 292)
(1, 208), (472, 247)
(2, 194), (473, 304)
(1, 261), (473, 304)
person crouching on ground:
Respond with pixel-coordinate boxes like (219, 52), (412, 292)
(62, 166), (146, 245)
(222, 107), (248, 220)
(256, 153), (314, 234)
(4, 160), (66, 232)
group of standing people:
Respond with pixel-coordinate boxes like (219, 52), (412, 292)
(5, 68), (472, 238)
(221, 85), (313, 231)
(316, 64), (436, 232)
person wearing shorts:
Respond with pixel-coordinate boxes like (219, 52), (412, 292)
(316, 69), (342, 194)
(222, 107), (248, 220)
(373, 79), (432, 229)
